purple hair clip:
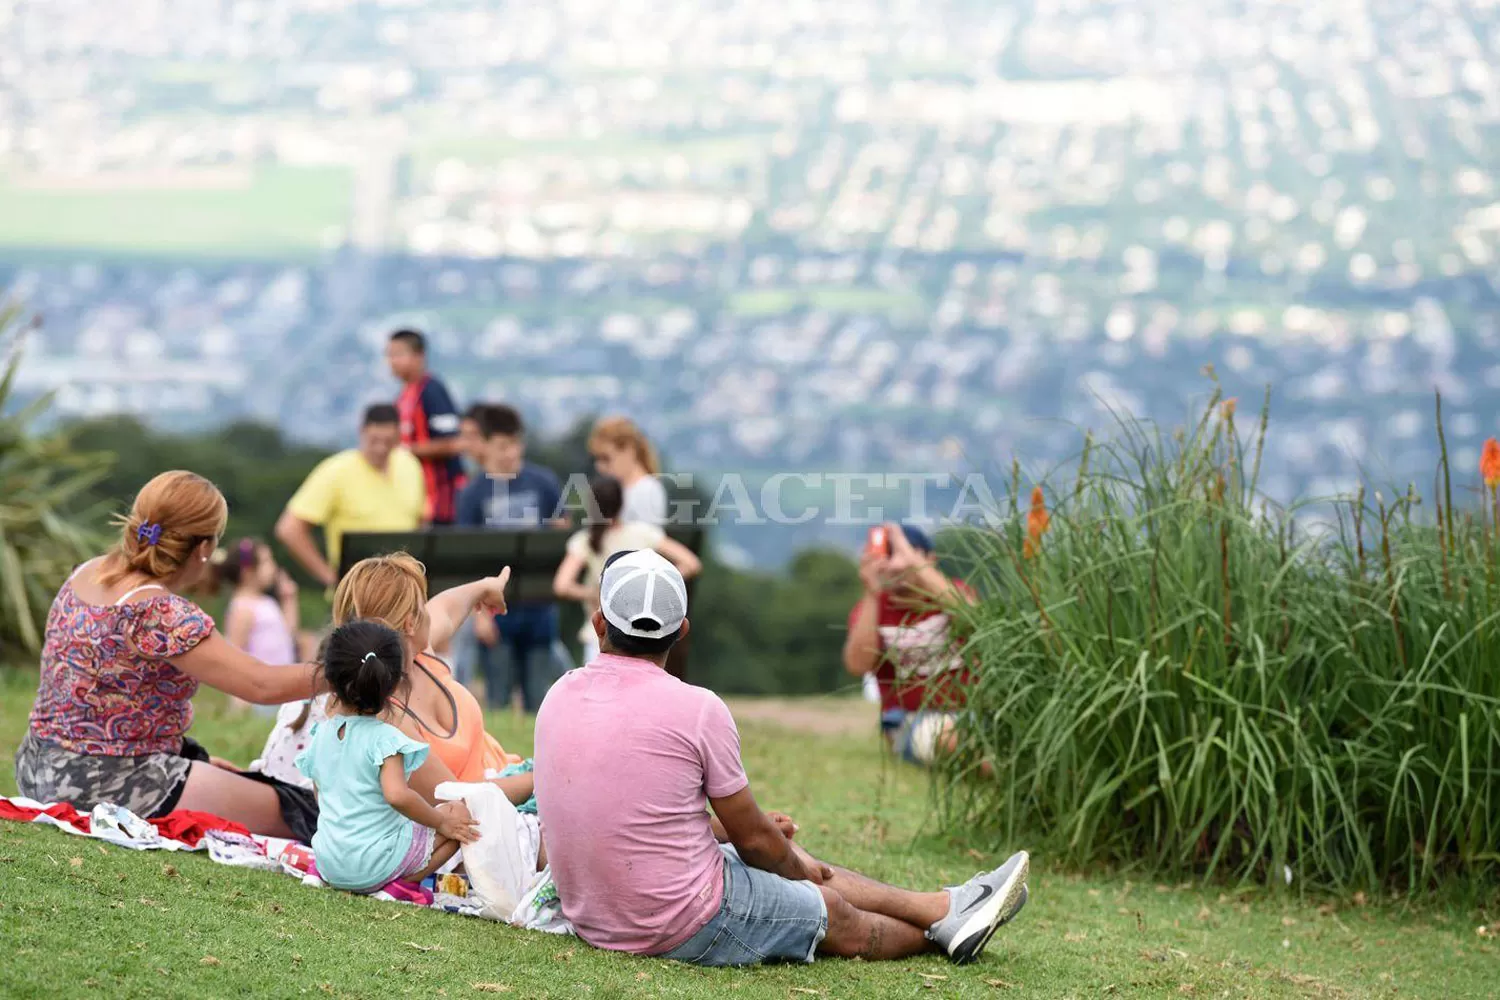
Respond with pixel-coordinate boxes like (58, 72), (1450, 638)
(136, 522), (163, 546)
(238, 539), (257, 565)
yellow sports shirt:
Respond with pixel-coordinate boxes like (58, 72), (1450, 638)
(286, 448), (425, 572)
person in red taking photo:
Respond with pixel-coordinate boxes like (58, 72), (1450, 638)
(843, 522), (977, 767)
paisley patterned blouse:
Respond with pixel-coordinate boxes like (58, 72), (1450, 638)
(27, 574), (213, 756)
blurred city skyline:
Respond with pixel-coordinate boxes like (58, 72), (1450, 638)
(4, 0), (1500, 564)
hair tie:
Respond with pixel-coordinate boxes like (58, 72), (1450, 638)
(362, 652), (378, 664)
(238, 539), (257, 566)
(136, 522), (163, 546)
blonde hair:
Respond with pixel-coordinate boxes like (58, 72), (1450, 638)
(590, 416), (660, 476)
(332, 552), (429, 635)
(98, 471), (228, 586)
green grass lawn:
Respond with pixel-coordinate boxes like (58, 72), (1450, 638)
(0, 668), (1495, 999)
(0, 166), (351, 258)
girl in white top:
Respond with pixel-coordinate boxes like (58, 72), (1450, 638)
(588, 416), (668, 525)
(554, 476), (702, 664)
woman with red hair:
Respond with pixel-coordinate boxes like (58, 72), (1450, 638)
(589, 416), (668, 525)
(16, 472), (322, 836)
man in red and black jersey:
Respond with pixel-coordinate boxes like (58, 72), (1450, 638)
(386, 328), (465, 525)
(843, 523), (978, 767)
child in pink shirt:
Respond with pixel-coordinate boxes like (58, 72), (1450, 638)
(218, 538), (300, 714)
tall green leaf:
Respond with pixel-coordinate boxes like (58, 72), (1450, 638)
(0, 304), (111, 659)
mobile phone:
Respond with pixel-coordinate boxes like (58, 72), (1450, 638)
(866, 525), (890, 557)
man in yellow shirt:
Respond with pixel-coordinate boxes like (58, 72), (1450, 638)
(275, 404), (426, 587)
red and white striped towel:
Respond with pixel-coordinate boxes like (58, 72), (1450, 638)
(0, 795), (250, 850)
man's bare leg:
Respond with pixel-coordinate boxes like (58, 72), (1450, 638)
(793, 842), (949, 929)
(817, 886), (939, 960)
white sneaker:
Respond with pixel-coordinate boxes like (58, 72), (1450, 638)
(926, 851), (1030, 965)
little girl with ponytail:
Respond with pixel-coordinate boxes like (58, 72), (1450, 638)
(295, 619), (479, 893)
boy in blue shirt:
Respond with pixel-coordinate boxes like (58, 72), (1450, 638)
(456, 405), (566, 712)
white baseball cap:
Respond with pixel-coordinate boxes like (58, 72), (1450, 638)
(600, 549), (688, 639)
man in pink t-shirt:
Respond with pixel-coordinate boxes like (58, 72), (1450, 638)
(535, 550), (1032, 967)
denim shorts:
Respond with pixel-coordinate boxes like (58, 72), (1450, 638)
(660, 845), (828, 967)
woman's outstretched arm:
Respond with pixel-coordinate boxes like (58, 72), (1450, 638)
(172, 633), (321, 704)
(424, 568), (511, 652)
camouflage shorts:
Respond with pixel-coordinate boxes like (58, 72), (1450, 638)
(14, 731), (191, 819)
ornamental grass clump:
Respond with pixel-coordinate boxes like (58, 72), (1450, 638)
(940, 388), (1500, 893)
(0, 305), (109, 657)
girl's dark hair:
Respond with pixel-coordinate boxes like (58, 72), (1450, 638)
(321, 619), (407, 716)
(587, 476), (625, 554)
(216, 538), (262, 589)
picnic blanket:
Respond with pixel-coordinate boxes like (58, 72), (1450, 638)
(0, 794), (571, 935)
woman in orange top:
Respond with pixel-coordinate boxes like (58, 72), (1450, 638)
(331, 554), (531, 806)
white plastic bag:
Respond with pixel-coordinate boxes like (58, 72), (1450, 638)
(90, 803), (173, 850)
(434, 780), (529, 920)
(511, 867), (575, 936)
